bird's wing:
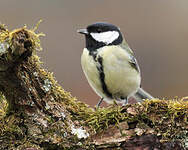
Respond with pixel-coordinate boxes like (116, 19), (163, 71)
(128, 55), (140, 72)
(120, 40), (140, 72)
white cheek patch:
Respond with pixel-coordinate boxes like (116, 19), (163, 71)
(90, 31), (119, 45)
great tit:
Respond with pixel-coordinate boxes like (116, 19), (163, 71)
(78, 22), (153, 107)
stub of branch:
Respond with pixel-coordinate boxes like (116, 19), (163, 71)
(0, 25), (41, 71)
(0, 23), (187, 150)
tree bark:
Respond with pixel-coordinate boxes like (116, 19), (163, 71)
(0, 24), (187, 150)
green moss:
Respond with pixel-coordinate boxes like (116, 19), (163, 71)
(90, 99), (187, 141)
(0, 93), (7, 119)
(63, 98), (188, 142)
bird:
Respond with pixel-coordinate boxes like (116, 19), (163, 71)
(78, 22), (153, 107)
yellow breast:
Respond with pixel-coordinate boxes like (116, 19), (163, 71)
(81, 46), (141, 103)
(99, 46), (141, 98)
(81, 48), (107, 99)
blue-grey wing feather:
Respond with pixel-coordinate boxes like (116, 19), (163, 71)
(129, 55), (140, 72)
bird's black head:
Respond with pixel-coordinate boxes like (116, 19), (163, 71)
(78, 22), (123, 52)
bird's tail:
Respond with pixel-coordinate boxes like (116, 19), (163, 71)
(132, 87), (154, 102)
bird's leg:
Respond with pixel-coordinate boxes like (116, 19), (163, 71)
(96, 98), (104, 108)
(122, 97), (128, 106)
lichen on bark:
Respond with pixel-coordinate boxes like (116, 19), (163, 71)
(0, 23), (187, 150)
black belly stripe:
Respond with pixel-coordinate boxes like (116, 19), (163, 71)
(96, 56), (112, 98)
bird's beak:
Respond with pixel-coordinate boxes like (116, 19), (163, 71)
(77, 28), (89, 35)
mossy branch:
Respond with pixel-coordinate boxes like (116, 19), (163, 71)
(0, 24), (187, 150)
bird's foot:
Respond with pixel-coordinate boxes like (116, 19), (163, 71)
(121, 98), (128, 106)
(95, 98), (104, 109)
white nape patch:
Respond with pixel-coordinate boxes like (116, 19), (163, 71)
(90, 31), (119, 45)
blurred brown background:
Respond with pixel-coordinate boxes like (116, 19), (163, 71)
(1, 0), (188, 106)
